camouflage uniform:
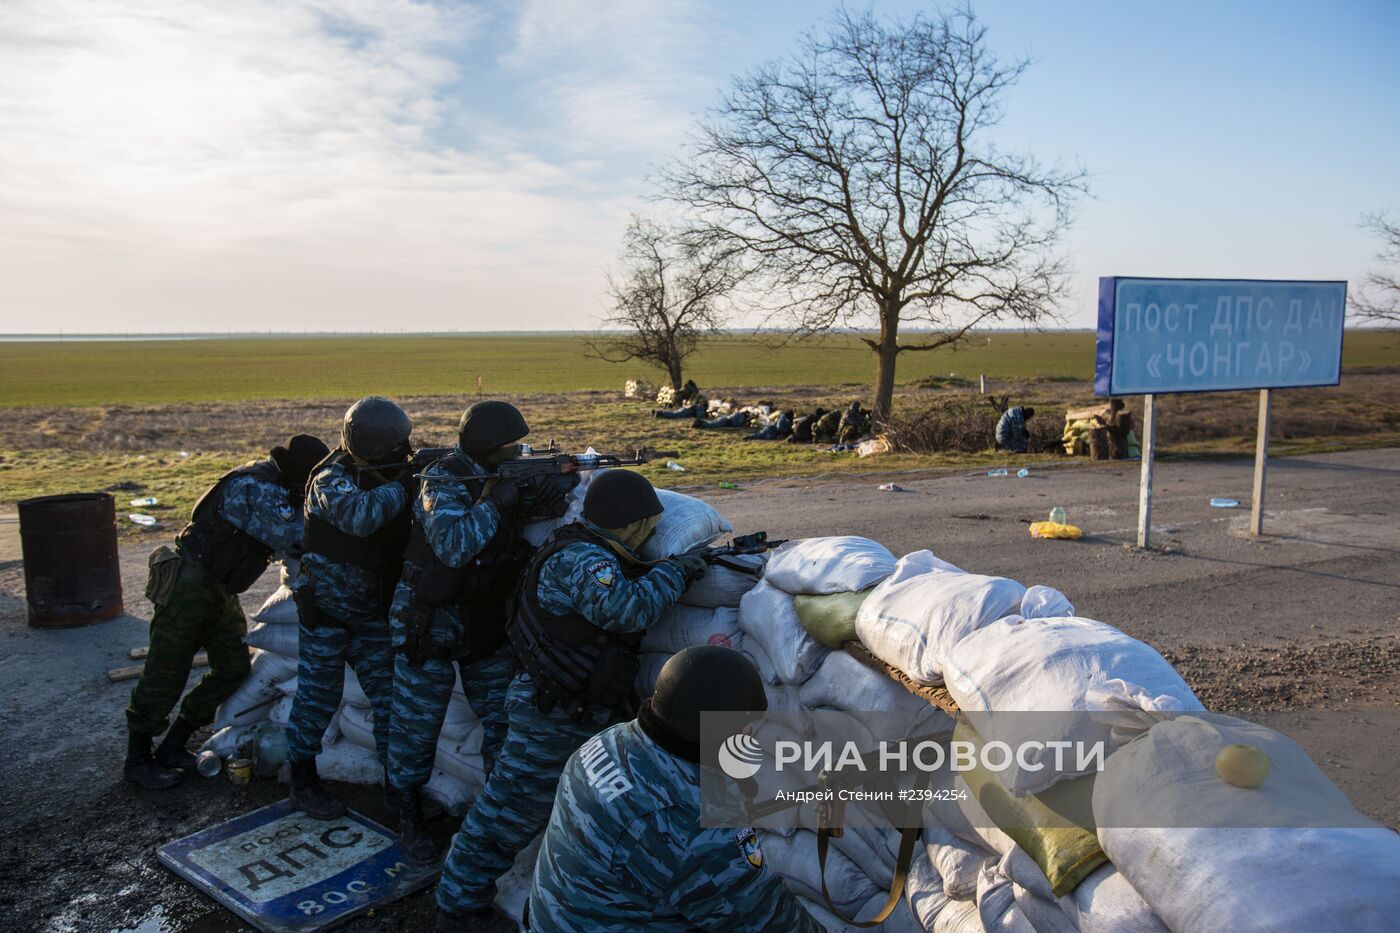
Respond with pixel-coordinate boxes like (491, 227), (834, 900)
(387, 451), (515, 790)
(435, 523), (688, 916)
(529, 720), (821, 932)
(286, 460), (408, 764)
(127, 473), (301, 736)
(996, 406), (1029, 453)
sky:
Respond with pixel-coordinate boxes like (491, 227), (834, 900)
(0, 0), (1396, 334)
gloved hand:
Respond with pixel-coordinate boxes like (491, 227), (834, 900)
(487, 477), (520, 513)
(671, 552), (708, 582)
(529, 471), (581, 518)
(396, 467), (420, 503)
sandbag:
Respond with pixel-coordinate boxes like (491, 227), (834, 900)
(924, 829), (990, 901)
(337, 702), (379, 752)
(424, 767), (473, 814)
(760, 830), (881, 918)
(441, 691), (480, 742)
(793, 590), (872, 648)
(1095, 714), (1400, 933)
(945, 616), (1202, 796)
(315, 737), (382, 785)
(636, 489), (732, 560)
(268, 694), (293, 726)
(213, 649), (299, 730)
(763, 536), (895, 595)
(977, 856), (1077, 933)
(797, 649), (932, 716)
(906, 846), (951, 928)
(933, 898), (984, 933)
(435, 736), (486, 790)
(1020, 585), (1074, 619)
(679, 552), (765, 608)
(250, 584), (298, 626)
(244, 620), (298, 657)
(889, 548), (965, 579)
(201, 724), (257, 758)
(342, 666), (371, 708)
(642, 605), (743, 653)
(1056, 863), (1166, 933)
(739, 581), (830, 685)
(856, 567), (1025, 686)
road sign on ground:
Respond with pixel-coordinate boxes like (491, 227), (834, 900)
(158, 800), (438, 933)
(1095, 277), (1347, 396)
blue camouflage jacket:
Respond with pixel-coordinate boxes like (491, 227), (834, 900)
(388, 448), (501, 649)
(218, 473), (302, 554)
(535, 522), (687, 633)
(301, 459), (408, 624)
(995, 406), (1028, 451)
(529, 720), (821, 932)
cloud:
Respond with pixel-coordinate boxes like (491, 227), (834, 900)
(0, 0), (695, 330)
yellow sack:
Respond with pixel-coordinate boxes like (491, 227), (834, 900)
(1029, 521), (1082, 540)
(955, 723), (1107, 896)
(792, 589), (874, 648)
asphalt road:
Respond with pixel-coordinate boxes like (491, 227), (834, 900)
(1, 448), (1396, 931)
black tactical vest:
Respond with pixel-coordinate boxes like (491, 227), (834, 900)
(175, 459), (286, 594)
(301, 448), (412, 607)
(507, 523), (651, 719)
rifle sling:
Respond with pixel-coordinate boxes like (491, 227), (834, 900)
(817, 824), (921, 927)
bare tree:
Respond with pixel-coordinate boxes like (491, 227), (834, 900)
(663, 6), (1086, 423)
(588, 215), (740, 392)
(1352, 213), (1400, 324)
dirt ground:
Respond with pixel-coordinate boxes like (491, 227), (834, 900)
(1, 448), (1397, 931)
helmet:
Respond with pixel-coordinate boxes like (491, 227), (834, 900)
(341, 396), (412, 463)
(270, 434), (330, 500)
(639, 646), (767, 762)
(457, 401), (529, 456)
(582, 469), (662, 530)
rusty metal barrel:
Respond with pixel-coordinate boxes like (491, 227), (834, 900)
(18, 493), (124, 627)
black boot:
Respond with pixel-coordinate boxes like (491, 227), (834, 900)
(393, 785), (439, 863)
(288, 757), (346, 820)
(124, 731), (182, 790)
(435, 905), (516, 933)
(154, 718), (199, 771)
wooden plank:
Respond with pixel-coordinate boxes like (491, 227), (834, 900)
(1251, 388), (1271, 536)
(130, 646), (148, 660)
(1136, 394), (1156, 549)
(108, 651), (209, 683)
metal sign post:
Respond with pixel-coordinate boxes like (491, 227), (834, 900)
(1136, 395), (1156, 548)
(1095, 277), (1346, 548)
(1251, 389), (1272, 535)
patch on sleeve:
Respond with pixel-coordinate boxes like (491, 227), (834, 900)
(421, 486), (437, 511)
(735, 828), (763, 870)
(331, 476), (357, 494)
(586, 558), (616, 588)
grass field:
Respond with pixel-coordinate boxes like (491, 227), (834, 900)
(5, 330), (1397, 408)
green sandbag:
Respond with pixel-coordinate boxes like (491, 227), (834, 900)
(793, 589), (874, 648)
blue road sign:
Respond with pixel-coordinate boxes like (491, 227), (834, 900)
(157, 800), (438, 933)
(1095, 277), (1347, 396)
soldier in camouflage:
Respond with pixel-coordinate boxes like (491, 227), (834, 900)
(389, 401), (570, 862)
(434, 469), (707, 932)
(529, 646), (820, 932)
(125, 434), (329, 789)
(286, 397), (415, 820)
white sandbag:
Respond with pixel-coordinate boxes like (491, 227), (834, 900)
(1095, 714), (1400, 933)
(855, 568), (1025, 686)
(268, 694), (293, 726)
(276, 675), (298, 696)
(642, 605), (743, 653)
(636, 489), (732, 560)
(739, 581), (830, 685)
(890, 548), (965, 580)
(1056, 863), (1166, 933)
(315, 737), (382, 785)
(996, 848), (1079, 933)
(244, 621), (298, 656)
(829, 823), (900, 891)
(441, 692), (480, 742)
(679, 552), (765, 608)
(213, 649), (300, 729)
(201, 724), (257, 758)
(906, 846), (951, 929)
(798, 648), (934, 715)
(976, 857), (1076, 933)
(337, 702), (379, 752)
(435, 738), (486, 791)
(342, 666), (371, 708)
(250, 584), (298, 626)
(760, 830), (881, 919)
(424, 767), (474, 814)
(924, 828), (993, 900)
(1020, 585), (1074, 619)
(945, 616), (1202, 796)
(933, 898), (984, 933)
(763, 536), (895, 595)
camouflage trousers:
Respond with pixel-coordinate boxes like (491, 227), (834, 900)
(436, 673), (616, 915)
(126, 570), (251, 736)
(286, 614), (393, 764)
(387, 644), (516, 791)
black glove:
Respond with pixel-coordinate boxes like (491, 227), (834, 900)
(671, 552), (708, 582)
(487, 477), (520, 513)
(396, 467), (420, 503)
(529, 471), (580, 518)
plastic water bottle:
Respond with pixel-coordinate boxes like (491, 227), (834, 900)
(986, 468), (1008, 477)
(253, 723), (288, 778)
(196, 750), (222, 778)
(129, 496), (159, 507)
(129, 514), (158, 526)
(1016, 468), (1030, 478)
(1049, 506), (1067, 525)
(665, 461), (686, 472)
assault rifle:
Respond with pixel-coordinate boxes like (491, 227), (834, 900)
(415, 445), (679, 484)
(686, 531), (789, 574)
